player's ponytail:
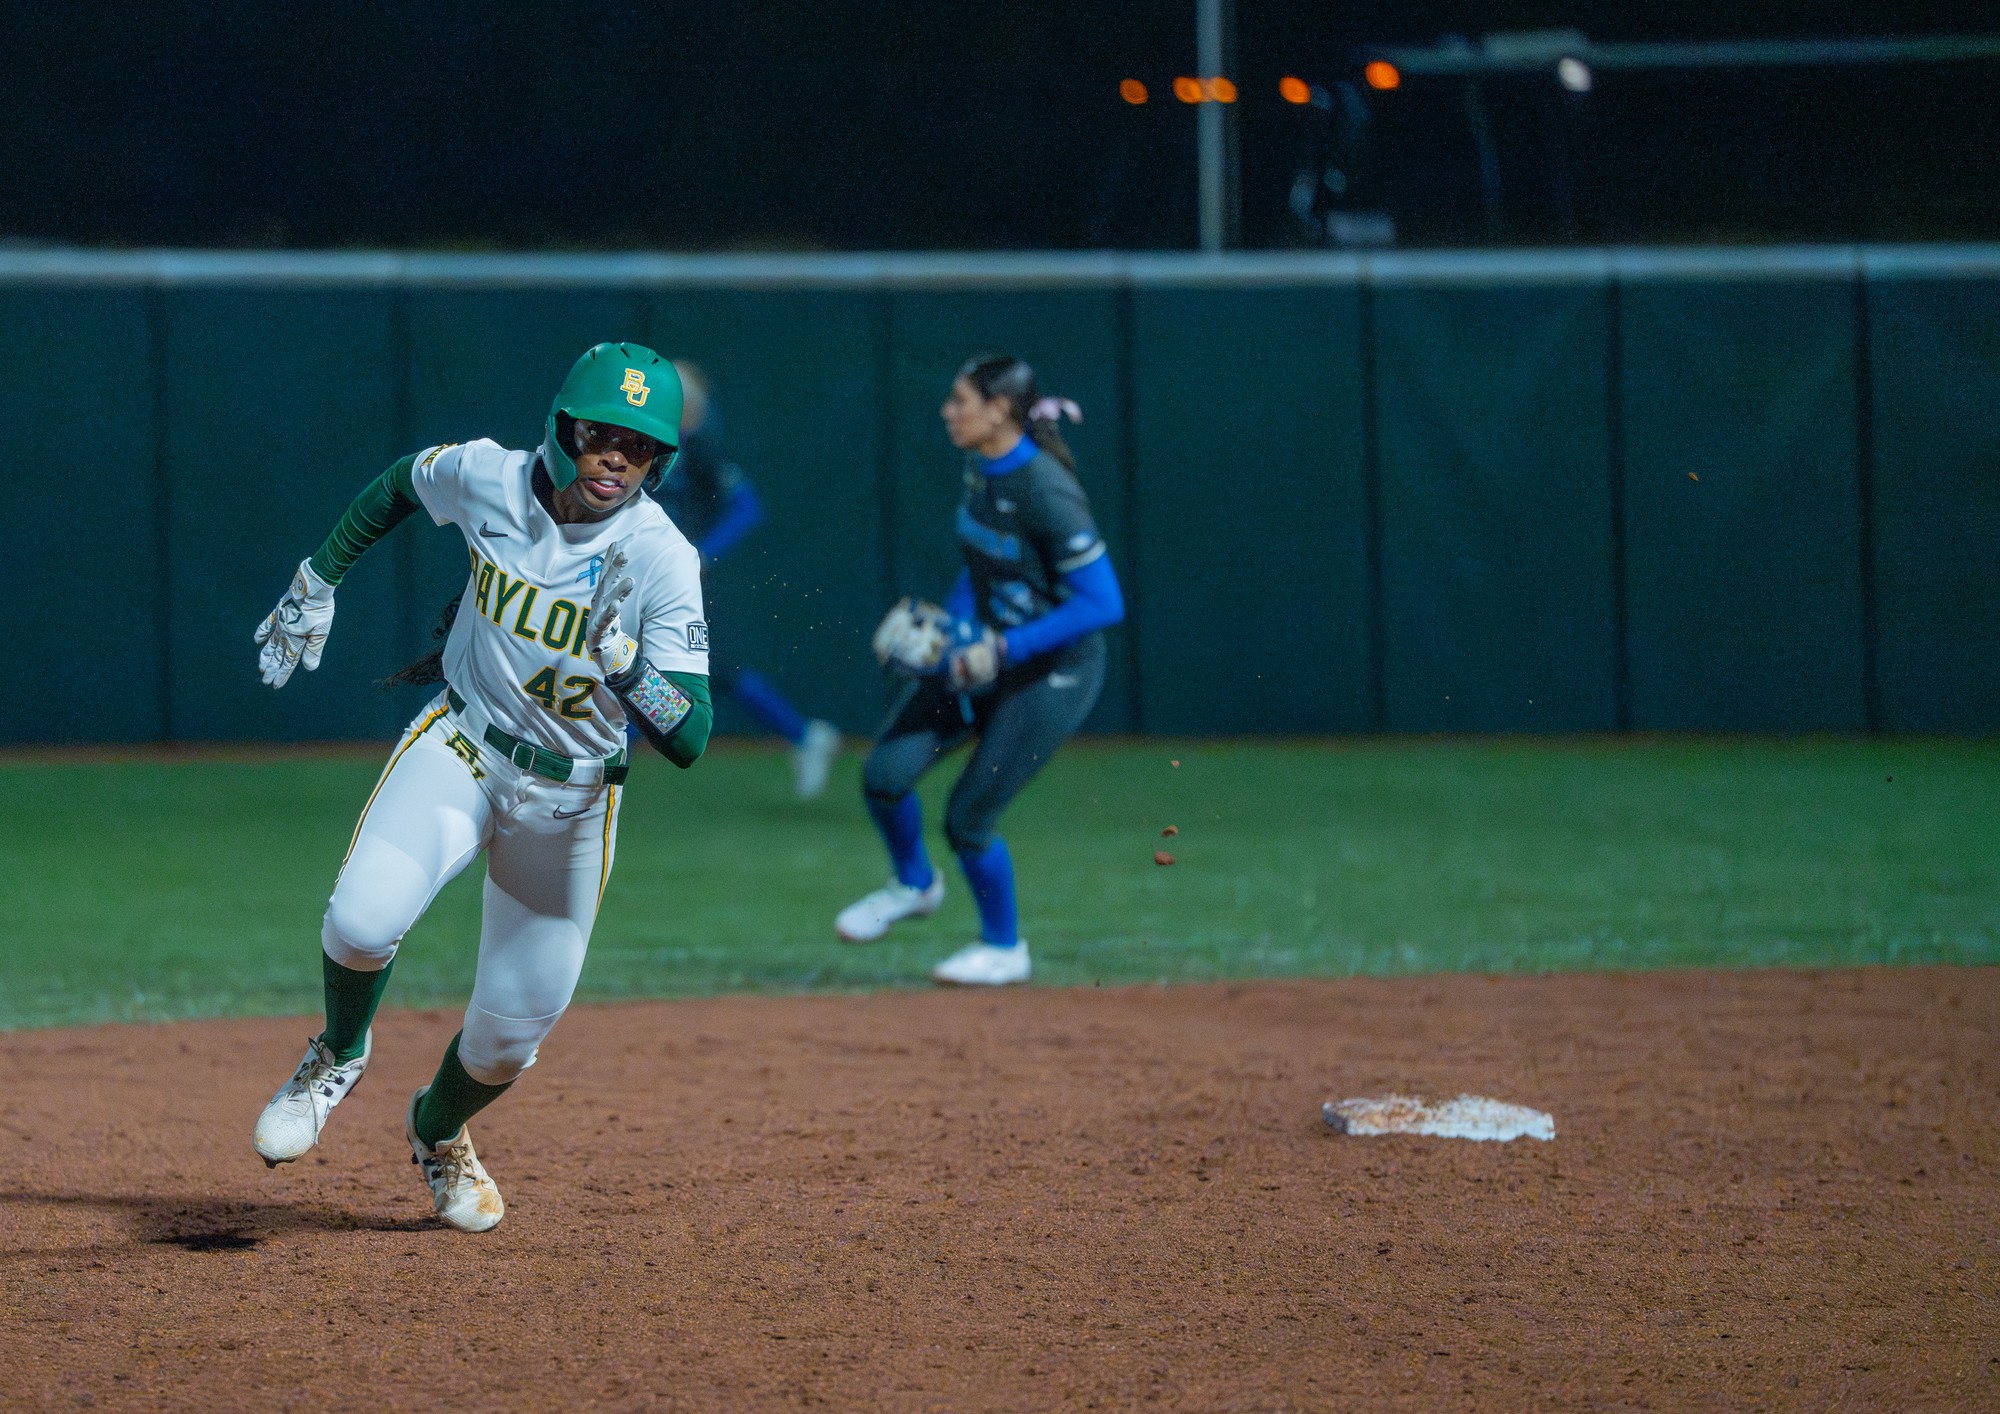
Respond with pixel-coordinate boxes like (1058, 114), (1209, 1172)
(378, 594), (460, 689)
(959, 354), (1079, 472)
(1025, 395), (1082, 473)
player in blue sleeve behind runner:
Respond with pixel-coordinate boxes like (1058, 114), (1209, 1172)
(838, 354), (1125, 985)
(654, 360), (841, 798)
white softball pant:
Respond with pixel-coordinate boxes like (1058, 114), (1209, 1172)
(321, 694), (622, 1085)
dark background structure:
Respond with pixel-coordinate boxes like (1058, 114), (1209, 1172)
(4, 245), (1996, 744)
(3, 4), (1996, 746)
(4, 1), (1997, 251)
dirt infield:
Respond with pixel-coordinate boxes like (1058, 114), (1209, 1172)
(2, 971), (1994, 1411)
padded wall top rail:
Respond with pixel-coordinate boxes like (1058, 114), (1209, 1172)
(2, 245), (1998, 290)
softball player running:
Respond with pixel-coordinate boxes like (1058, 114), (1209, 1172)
(250, 343), (712, 1232)
(840, 354), (1125, 985)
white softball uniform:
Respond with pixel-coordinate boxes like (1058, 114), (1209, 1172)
(321, 441), (706, 1085)
(412, 439), (708, 757)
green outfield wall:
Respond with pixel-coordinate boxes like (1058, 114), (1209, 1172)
(2, 246), (1995, 743)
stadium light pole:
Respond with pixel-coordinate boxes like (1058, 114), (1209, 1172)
(1196, 0), (1238, 251)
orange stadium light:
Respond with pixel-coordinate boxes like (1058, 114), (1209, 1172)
(1120, 78), (1148, 105)
(1207, 77), (1238, 103)
(1279, 75), (1311, 104)
(1172, 75), (1204, 104)
(1363, 60), (1401, 91)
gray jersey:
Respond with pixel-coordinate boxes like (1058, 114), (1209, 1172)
(955, 449), (1105, 631)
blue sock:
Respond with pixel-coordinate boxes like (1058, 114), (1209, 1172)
(866, 792), (935, 890)
(732, 669), (808, 744)
(955, 838), (1018, 948)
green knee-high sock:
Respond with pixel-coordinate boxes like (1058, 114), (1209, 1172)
(414, 1032), (512, 1148)
(320, 953), (394, 1063)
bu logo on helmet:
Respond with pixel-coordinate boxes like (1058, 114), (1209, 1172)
(621, 369), (650, 406)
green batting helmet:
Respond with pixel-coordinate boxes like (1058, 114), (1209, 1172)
(543, 342), (684, 492)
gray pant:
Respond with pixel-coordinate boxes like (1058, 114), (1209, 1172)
(862, 634), (1106, 853)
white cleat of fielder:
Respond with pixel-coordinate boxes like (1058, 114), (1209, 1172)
(836, 875), (945, 942)
(931, 940), (1031, 987)
(252, 1030), (371, 1166)
(792, 719), (841, 800)
(406, 1087), (506, 1233)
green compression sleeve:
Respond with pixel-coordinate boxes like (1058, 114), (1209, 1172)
(309, 454), (421, 584)
(660, 671), (712, 768)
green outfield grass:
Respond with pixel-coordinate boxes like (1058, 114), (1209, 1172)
(2, 737), (1996, 1029)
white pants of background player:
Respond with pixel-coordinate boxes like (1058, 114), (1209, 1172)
(320, 695), (622, 1085)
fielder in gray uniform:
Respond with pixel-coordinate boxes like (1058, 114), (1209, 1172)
(840, 354), (1125, 985)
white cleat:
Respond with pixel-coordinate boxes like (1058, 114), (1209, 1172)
(792, 719), (841, 800)
(406, 1087), (506, 1233)
(252, 1030), (371, 1167)
(931, 940), (1032, 987)
(836, 875), (945, 942)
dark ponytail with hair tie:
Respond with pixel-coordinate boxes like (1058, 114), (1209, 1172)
(959, 354), (1080, 472)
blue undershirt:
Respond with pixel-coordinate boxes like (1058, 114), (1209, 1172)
(978, 435), (1039, 476)
(954, 434), (1125, 664)
(696, 480), (764, 565)
(945, 567), (977, 621)
(945, 556), (1127, 666)
(1004, 556), (1122, 662)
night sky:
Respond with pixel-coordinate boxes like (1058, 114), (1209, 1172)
(3, 1), (1996, 250)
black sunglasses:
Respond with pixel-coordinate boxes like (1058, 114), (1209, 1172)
(574, 419), (671, 465)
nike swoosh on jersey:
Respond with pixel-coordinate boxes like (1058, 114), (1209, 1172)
(479, 522), (509, 538)
(552, 803), (593, 820)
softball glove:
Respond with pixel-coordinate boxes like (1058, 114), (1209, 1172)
(872, 598), (954, 677)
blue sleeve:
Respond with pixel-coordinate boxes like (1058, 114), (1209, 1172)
(696, 479), (763, 564)
(1001, 555), (1124, 664)
(944, 567), (976, 621)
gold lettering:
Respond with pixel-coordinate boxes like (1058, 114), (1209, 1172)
(490, 573), (524, 625)
(446, 730), (486, 779)
(511, 585), (541, 640)
(542, 598), (578, 650)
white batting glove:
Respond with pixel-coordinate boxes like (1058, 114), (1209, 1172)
(947, 625), (1005, 692)
(254, 559), (337, 689)
(587, 540), (639, 680)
